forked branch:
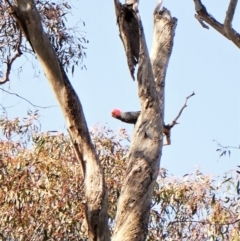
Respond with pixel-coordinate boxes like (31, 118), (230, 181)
(113, 1), (167, 240)
(112, 2), (177, 239)
(192, 0), (240, 48)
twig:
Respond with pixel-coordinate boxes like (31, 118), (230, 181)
(213, 140), (240, 150)
(194, 14), (209, 29)
(213, 140), (239, 158)
(0, 32), (22, 84)
(0, 104), (8, 116)
(169, 218), (240, 226)
(112, 92), (195, 146)
(171, 92), (195, 126)
(164, 92), (195, 145)
(0, 88), (57, 109)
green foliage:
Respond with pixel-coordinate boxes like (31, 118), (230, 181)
(0, 114), (128, 240)
(0, 112), (85, 240)
(0, 114), (239, 240)
(37, 0), (88, 71)
(0, 0), (87, 77)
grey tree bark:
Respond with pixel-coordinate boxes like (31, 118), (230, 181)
(112, 1), (177, 240)
(9, 0), (177, 240)
(192, 0), (240, 48)
(10, 0), (110, 240)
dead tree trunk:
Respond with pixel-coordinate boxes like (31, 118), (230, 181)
(10, 0), (109, 240)
(9, 0), (177, 239)
(112, 1), (177, 240)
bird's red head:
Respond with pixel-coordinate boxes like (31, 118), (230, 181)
(111, 109), (121, 117)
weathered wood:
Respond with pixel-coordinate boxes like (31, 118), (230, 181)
(224, 0), (239, 46)
(151, 4), (177, 119)
(192, 0), (240, 48)
(112, 2), (177, 240)
(11, 1), (109, 240)
(115, 0), (139, 80)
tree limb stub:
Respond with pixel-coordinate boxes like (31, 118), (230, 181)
(192, 0), (240, 48)
(11, 0), (109, 240)
(112, 2), (177, 240)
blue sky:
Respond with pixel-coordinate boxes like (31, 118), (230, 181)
(1, 0), (239, 177)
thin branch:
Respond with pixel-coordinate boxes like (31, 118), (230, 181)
(192, 0), (240, 48)
(0, 32), (22, 85)
(0, 103), (8, 116)
(170, 92), (195, 126)
(0, 88), (57, 109)
(224, 0), (239, 45)
(169, 218), (240, 226)
(213, 140), (240, 150)
(111, 92), (195, 146)
(112, 92), (194, 146)
(163, 92), (195, 145)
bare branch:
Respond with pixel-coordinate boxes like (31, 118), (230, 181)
(163, 92), (195, 145)
(0, 32), (22, 85)
(111, 110), (176, 146)
(213, 140), (240, 150)
(170, 218), (240, 226)
(224, 0), (239, 46)
(192, 0), (240, 48)
(0, 104), (8, 115)
(170, 92), (195, 126)
(0, 87), (57, 109)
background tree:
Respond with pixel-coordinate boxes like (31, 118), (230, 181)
(0, 115), (239, 240)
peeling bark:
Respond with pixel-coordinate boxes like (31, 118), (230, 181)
(10, 0), (109, 240)
(115, 0), (139, 80)
(112, 1), (177, 240)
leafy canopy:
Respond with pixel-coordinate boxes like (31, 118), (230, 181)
(0, 113), (239, 240)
